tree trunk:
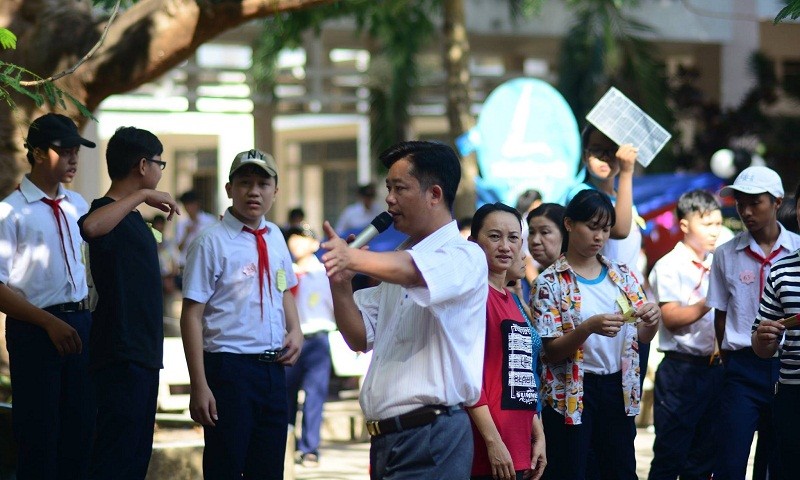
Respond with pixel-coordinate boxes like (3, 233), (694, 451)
(442, 0), (477, 219)
(0, 0), (334, 198)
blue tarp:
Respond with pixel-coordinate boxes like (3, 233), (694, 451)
(632, 172), (725, 219)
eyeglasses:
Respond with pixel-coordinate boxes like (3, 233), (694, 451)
(146, 158), (167, 170)
(585, 148), (616, 160)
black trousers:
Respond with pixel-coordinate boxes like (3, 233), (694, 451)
(542, 370), (637, 480)
(648, 355), (723, 480)
(773, 382), (800, 480)
(203, 352), (288, 480)
(89, 361), (159, 480)
(6, 311), (94, 480)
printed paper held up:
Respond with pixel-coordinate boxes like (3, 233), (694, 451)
(586, 87), (671, 167)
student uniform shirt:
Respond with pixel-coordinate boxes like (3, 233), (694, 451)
(182, 210), (297, 353)
(707, 226), (800, 351)
(334, 201), (384, 233)
(175, 211), (217, 266)
(292, 257), (335, 335)
(354, 220), (488, 420)
(753, 250), (800, 385)
(0, 176), (89, 307)
(649, 241), (716, 356)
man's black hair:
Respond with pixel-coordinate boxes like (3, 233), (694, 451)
(379, 141), (460, 211)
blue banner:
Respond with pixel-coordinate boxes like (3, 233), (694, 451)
(469, 78), (581, 207)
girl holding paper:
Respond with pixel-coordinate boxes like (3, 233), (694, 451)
(532, 189), (660, 479)
(565, 124), (643, 280)
(565, 124), (652, 389)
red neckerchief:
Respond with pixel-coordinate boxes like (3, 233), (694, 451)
(242, 225), (273, 317)
(691, 258), (710, 295)
(41, 197), (78, 290)
(744, 246), (782, 294)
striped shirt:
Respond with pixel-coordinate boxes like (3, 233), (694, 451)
(753, 250), (800, 384)
(354, 220), (488, 420)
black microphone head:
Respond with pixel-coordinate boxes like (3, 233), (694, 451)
(371, 212), (393, 233)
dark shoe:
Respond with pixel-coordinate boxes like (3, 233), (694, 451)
(301, 453), (319, 468)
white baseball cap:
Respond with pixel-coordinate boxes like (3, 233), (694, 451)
(720, 166), (784, 198)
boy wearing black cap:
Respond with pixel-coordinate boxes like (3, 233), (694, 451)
(79, 126), (179, 479)
(0, 113), (96, 478)
(180, 149), (302, 479)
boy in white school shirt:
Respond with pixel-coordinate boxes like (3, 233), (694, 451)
(0, 113), (96, 478)
(647, 189), (724, 480)
(707, 166), (800, 480)
(180, 149), (303, 479)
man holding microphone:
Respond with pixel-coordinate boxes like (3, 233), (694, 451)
(321, 141), (488, 479)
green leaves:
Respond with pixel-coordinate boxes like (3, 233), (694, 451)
(775, 0), (800, 23)
(0, 29), (17, 50)
(0, 61), (96, 120)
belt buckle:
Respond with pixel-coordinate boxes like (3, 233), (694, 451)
(258, 347), (288, 363)
(365, 420), (381, 436)
(258, 350), (279, 362)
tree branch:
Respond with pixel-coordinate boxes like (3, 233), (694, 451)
(82, 0), (336, 110)
(18, 0), (122, 87)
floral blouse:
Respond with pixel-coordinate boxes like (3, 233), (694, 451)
(530, 254), (647, 425)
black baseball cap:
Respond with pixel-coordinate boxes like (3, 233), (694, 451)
(25, 113), (96, 150)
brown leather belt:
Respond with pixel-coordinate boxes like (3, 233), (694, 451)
(365, 404), (461, 437)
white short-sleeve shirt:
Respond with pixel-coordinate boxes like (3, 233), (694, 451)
(707, 225), (800, 351)
(649, 241), (716, 356)
(0, 176), (88, 307)
(293, 256), (336, 335)
(175, 211), (218, 266)
(354, 220), (488, 420)
(183, 209), (297, 353)
(335, 201), (385, 233)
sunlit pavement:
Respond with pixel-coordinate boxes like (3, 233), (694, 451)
(296, 426), (759, 480)
(294, 428), (658, 480)
(149, 400), (754, 480)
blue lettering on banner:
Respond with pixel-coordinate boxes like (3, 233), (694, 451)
(462, 78), (581, 207)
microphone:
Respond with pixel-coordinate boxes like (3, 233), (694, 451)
(349, 212), (393, 249)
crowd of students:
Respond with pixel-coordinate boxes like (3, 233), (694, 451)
(466, 129), (800, 480)
(2, 113), (799, 480)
